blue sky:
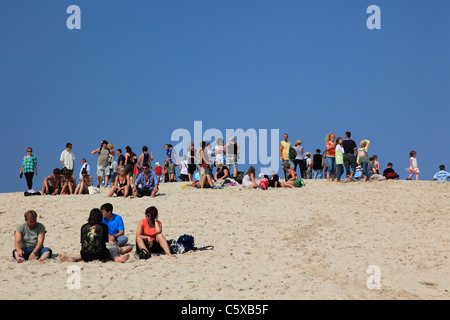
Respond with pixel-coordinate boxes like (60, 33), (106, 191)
(1, 0), (448, 193)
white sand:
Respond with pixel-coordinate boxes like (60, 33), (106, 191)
(0, 180), (448, 300)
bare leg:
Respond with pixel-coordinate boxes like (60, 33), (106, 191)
(42, 182), (48, 195)
(113, 254), (129, 263)
(155, 234), (176, 257)
(59, 254), (82, 262)
(107, 187), (116, 197)
(38, 251), (51, 262)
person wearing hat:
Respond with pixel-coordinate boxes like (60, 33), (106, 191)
(153, 162), (164, 183)
(91, 140), (114, 188)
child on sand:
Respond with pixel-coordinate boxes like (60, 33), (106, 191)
(356, 140), (371, 182)
(335, 137), (345, 182)
(405, 151), (419, 180)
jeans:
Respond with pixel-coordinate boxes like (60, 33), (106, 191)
(312, 169), (324, 179)
(336, 164), (344, 181)
(12, 247), (52, 260)
(325, 156), (336, 175)
(116, 235), (129, 247)
(343, 154), (357, 177)
(360, 162), (369, 177)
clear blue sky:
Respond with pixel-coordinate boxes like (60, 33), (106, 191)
(1, 0), (448, 193)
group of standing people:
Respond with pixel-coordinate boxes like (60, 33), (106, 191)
(172, 136), (241, 189)
(279, 131), (423, 183)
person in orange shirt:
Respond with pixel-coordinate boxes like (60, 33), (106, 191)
(135, 206), (175, 259)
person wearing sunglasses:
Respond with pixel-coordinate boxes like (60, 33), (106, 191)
(132, 163), (159, 198)
(20, 147), (38, 193)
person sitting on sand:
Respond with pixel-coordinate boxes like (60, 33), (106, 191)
(383, 162), (399, 180)
(61, 169), (77, 195)
(42, 168), (63, 195)
(101, 203), (128, 247)
(432, 165), (450, 181)
(59, 208), (131, 263)
(74, 168), (93, 194)
(368, 157), (386, 181)
(135, 206), (175, 259)
(107, 166), (131, 197)
(281, 163), (303, 188)
(241, 166), (258, 189)
(13, 210), (52, 263)
(266, 171), (281, 188)
(132, 163), (159, 198)
(214, 162), (229, 183)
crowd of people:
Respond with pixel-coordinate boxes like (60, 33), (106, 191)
(13, 204), (175, 263)
(19, 132), (449, 195)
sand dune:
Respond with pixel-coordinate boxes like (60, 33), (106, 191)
(0, 180), (448, 300)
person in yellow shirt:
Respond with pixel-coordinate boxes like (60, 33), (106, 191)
(279, 133), (293, 180)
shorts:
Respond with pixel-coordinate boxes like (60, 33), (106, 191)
(106, 243), (119, 260)
(281, 159), (294, 170)
(125, 164), (134, 175)
(227, 155), (238, 169)
(293, 179), (302, 188)
(188, 164), (196, 174)
(136, 186), (154, 197)
(97, 166), (110, 176)
(168, 163), (176, 174)
(198, 164), (211, 175)
(137, 239), (163, 254)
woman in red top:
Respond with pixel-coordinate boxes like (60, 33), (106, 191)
(325, 133), (336, 182)
(135, 206), (175, 259)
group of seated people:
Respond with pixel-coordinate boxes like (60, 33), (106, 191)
(41, 168), (88, 195)
(13, 204), (176, 264)
(42, 163), (160, 198)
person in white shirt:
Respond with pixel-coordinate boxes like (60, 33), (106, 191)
(179, 155), (189, 181)
(79, 158), (91, 180)
(60, 143), (75, 176)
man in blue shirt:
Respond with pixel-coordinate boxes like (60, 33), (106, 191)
(133, 163), (159, 197)
(432, 165), (450, 181)
(100, 203), (128, 247)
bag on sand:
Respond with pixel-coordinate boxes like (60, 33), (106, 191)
(167, 234), (195, 254)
